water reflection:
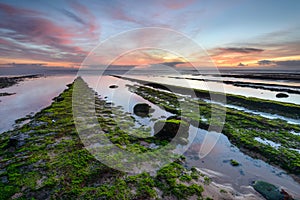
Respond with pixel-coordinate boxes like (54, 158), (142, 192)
(125, 75), (300, 105)
(0, 75), (75, 133)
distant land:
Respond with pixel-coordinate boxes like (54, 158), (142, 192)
(1, 63), (300, 76)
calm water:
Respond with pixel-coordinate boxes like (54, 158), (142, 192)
(125, 75), (300, 105)
(1, 74), (299, 197)
(0, 75), (75, 133)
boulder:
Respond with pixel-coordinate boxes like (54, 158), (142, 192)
(276, 93), (289, 98)
(109, 85), (118, 89)
(133, 103), (151, 117)
(154, 116), (189, 143)
(253, 181), (293, 200)
(53, 96), (64, 102)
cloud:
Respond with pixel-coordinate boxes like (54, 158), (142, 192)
(217, 47), (264, 54)
(275, 60), (300, 67)
(61, 9), (86, 26)
(163, 0), (195, 10)
(0, 2), (40, 15)
(160, 61), (186, 67)
(209, 46), (265, 66)
(257, 59), (300, 68)
(0, 2), (97, 64)
(69, 1), (99, 34)
(257, 60), (275, 65)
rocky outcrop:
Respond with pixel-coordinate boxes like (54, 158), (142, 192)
(109, 85), (118, 89)
(154, 116), (189, 144)
(133, 103), (152, 117)
(253, 181), (294, 200)
(276, 93), (289, 98)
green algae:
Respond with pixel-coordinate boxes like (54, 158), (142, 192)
(230, 159), (240, 166)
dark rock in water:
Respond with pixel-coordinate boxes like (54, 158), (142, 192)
(104, 102), (113, 108)
(276, 93), (289, 98)
(253, 181), (293, 200)
(0, 92), (16, 97)
(133, 103), (151, 117)
(281, 189), (294, 200)
(154, 116), (189, 143)
(109, 85), (118, 89)
(54, 96), (64, 102)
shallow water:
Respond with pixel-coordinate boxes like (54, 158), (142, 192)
(184, 74), (300, 87)
(0, 75), (75, 133)
(184, 127), (300, 197)
(125, 75), (300, 105)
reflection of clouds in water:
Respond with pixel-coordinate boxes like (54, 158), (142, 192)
(184, 127), (300, 196)
(0, 75), (75, 133)
(131, 75), (300, 105)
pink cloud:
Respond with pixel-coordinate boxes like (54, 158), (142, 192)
(163, 0), (195, 10)
(70, 1), (99, 35)
(0, 2), (40, 15)
(0, 2), (90, 64)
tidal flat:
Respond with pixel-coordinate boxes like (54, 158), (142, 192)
(117, 76), (300, 177)
(1, 77), (257, 200)
(0, 75), (299, 199)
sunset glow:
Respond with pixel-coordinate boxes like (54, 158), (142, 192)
(0, 0), (299, 70)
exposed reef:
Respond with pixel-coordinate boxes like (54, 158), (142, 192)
(0, 74), (41, 89)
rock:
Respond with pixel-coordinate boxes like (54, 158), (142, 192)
(54, 96), (64, 102)
(276, 93), (289, 98)
(154, 116), (189, 141)
(6, 133), (30, 149)
(0, 176), (8, 184)
(7, 138), (19, 148)
(230, 159), (240, 166)
(133, 103), (151, 117)
(280, 189), (294, 200)
(253, 181), (289, 200)
(109, 85), (118, 89)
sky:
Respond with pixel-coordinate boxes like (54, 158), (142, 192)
(0, 0), (299, 71)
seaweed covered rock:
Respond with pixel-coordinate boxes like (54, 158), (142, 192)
(154, 116), (189, 143)
(276, 93), (289, 98)
(109, 85), (118, 89)
(253, 181), (294, 200)
(133, 103), (152, 117)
